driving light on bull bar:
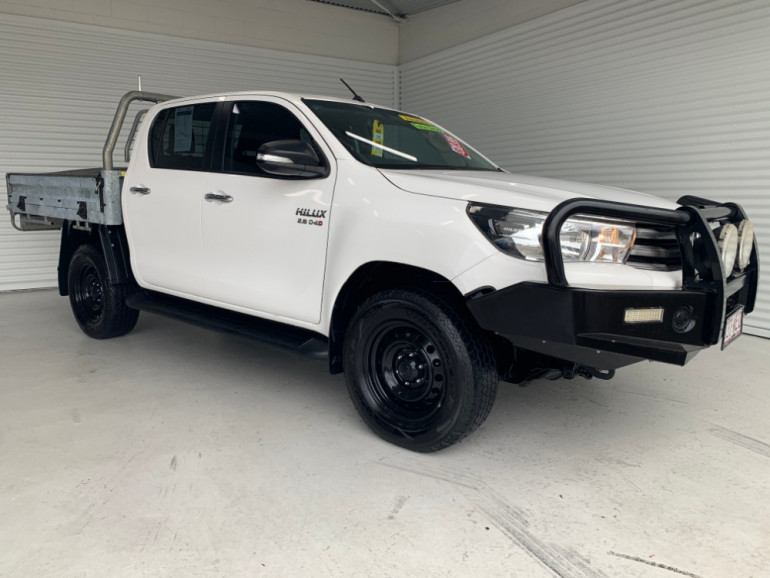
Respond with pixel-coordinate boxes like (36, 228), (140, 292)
(718, 223), (739, 273)
(467, 203), (637, 263)
(624, 307), (664, 324)
(737, 220), (754, 270)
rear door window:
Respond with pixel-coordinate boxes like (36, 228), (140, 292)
(149, 102), (217, 171)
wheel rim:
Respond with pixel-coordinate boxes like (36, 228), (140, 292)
(361, 320), (447, 432)
(73, 263), (104, 325)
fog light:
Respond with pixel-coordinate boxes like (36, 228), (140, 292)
(718, 223), (739, 273)
(672, 305), (696, 334)
(737, 220), (754, 270)
(624, 308), (664, 324)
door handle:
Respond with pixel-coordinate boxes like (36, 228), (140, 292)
(130, 186), (151, 195)
(204, 192), (233, 203)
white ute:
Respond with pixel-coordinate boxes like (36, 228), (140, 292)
(6, 90), (760, 451)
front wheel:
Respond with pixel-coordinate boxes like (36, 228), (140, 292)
(68, 244), (139, 339)
(344, 289), (498, 452)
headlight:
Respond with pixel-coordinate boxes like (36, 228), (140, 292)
(737, 219), (754, 270)
(718, 223), (739, 273)
(467, 203), (637, 263)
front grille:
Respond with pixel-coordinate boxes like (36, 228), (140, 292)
(628, 226), (682, 271)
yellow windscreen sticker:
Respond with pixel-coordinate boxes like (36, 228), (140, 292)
(399, 114), (430, 124)
(372, 120), (385, 157)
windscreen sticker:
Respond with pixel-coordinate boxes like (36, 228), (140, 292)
(371, 120), (385, 157)
(411, 122), (443, 133)
(399, 114), (431, 124)
(173, 106), (194, 153)
(443, 133), (470, 158)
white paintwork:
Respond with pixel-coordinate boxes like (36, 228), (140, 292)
(318, 159), (499, 332)
(452, 253), (681, 297)
(200, 96), (337, 324)
(122, 91), (690, 337)
(122, 169), (206, 296)
(379, 170), (678, 212)
(123, 96), (217, 298)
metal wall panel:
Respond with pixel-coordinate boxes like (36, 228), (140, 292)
(400, 0), (770, 336)
(0, 14), (396, 292)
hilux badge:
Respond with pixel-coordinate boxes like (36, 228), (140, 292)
(296, 208), (327, 219)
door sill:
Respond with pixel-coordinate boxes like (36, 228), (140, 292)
(126, 289), (328, 359)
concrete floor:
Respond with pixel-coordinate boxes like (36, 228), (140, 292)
(0, 289), (768, 578)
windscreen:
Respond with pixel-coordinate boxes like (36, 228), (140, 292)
(304, 99), (499, 171)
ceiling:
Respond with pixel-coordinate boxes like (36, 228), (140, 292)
(307, 0), (462, 20)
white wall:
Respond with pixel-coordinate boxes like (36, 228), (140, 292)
(0, 0), (398, 65)
(400, 0), (770, 336)
(398, 0), (588, 63)
(3, 1), (769, 336)
(0, 13), (397, 291)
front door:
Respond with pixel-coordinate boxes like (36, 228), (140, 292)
(201, 98), (336, 323)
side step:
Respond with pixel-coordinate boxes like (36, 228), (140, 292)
(126, 290), (328, 359)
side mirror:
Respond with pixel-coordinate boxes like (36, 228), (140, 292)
(256, 140), (328, 178)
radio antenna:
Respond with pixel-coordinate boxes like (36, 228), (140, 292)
(340, 78), (365, 103)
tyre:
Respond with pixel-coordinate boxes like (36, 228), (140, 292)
(67, 244), (139, 339)
(344, 288), (498, 452)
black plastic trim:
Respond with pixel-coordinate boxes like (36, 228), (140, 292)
(97, 225), (134, 285)
(127, 290), (329, 359)
(57, 225), (73, 295)
(466, 282), (717, 368)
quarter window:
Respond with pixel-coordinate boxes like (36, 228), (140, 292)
(149, 102), (216, 171)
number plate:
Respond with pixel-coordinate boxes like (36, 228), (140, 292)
(721, 307), (744, 350)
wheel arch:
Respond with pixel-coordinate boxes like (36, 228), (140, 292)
(328, 261), (474, 374)
(58, 222), (134, 295)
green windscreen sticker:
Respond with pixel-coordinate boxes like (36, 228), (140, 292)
(411, 122), (443, 133)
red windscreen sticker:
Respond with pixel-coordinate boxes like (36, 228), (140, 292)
(443, 134), (469, 158)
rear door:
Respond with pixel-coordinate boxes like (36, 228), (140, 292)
(123, 100), (219, 296)
(201, 97), (336, 323)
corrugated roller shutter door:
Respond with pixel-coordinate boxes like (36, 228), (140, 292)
(0, 13), (396, 292)
(400, 0), (770, 337)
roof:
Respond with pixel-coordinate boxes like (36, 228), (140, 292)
(161, 91), (397, 110)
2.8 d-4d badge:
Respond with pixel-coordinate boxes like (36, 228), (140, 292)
(296, 207), (326, 226)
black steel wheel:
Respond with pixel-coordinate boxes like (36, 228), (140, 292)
(68, 244), (139, 339)
(344, 289), (498, 452)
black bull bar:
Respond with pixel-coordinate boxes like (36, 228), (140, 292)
(467, 196), (759, 368)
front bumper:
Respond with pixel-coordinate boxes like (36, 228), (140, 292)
(467, 196), (759, 370)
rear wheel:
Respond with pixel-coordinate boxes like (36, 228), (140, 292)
(68, 244), (139, 339)
(344, 289), (498, 452)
